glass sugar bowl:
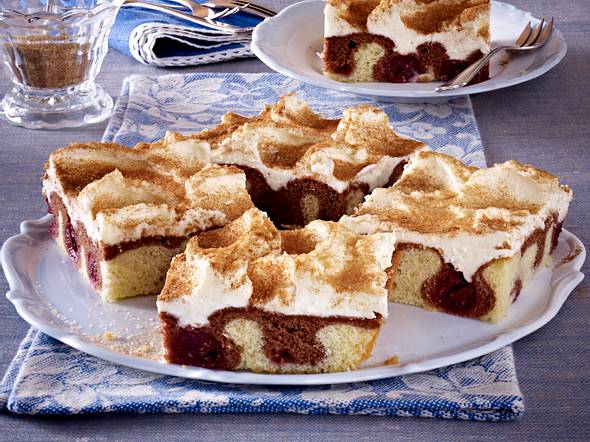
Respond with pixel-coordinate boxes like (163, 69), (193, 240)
(0, 0), (122, 129)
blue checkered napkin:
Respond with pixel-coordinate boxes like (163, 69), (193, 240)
(1, 73), (524, 419)
(109, 1), (261, 67)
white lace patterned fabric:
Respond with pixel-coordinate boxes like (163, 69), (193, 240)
(0, 73), (524, 420)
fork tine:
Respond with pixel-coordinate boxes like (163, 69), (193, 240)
(234, 1), (271, 14)
(515, 22), (532, 47)
(536, 17), (554, 45)
(524, 18), (544, 46)
(212, 5), (240, 19)
(229, 0), (276, 16)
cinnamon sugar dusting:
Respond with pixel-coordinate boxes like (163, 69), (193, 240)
(280, 229), (319, 255)
(329, 0), (490, 35)
(247, 221), (394, 311)
(248, 256), (295, 306)
(159, 209), (393, 320)
(344, 150), (572, 237)
(44, 141), (254, 247)
(160, 210), (281, 301)
(206, 94), (424, 190)
(335, 105), (422, 157)
(315, 230), (388, 295)
(258, 141), (315, 169)
(399, 0), (489, 34)
(186, 164), (254, 221)
(195, 209), (281, 279)
(328, 0), (382, 29)
(159, 254), (193, 302)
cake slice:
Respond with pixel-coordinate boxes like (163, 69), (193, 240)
(340, 151), (572, 322)
(323, 0), (490, 83)
(157, 208), (395, 373)
(172, 94), (424, 226)
(43, 141), (253, 301)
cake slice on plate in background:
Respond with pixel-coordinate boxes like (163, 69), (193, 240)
(323, 0), (491, 83)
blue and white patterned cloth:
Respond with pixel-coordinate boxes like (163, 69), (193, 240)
(109, 2), (261, 67)
(0, 73), (524, 420)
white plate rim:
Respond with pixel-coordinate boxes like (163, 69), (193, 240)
(251, 0), (568, 100)
(1, 215), (586, 385)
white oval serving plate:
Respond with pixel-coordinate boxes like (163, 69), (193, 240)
(251, 0), (567, 101)
(1, 215), (585, 385)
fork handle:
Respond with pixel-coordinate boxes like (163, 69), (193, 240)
(435, 45), (509, 92)
(122, 0), (253, 33)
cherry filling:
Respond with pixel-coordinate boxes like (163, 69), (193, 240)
(440, 50), (486, 82)
(180, 329), (224, 368)
(49, 218), (58, 238)
(324, 35), (488, 84)
(421, 265), (494, 317)
(375, 53), (423, 83)
(46, 199), (59, 239)
(63, 219), (80, 266)
(162, 320), (236, 369)
(270, 349), (296, 365)
(86, 251), (101, 289)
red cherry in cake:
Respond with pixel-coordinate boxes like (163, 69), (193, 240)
(438, 59), (470, 82)
(170, 328), (228, 369)
(86, 251), (101, 289)
(48, 218), (58, 239)
(376, 53), (423, 83)
(269, 348), (296, 365)
(46, 199), (59, 239)
(63, 218), (80, 265)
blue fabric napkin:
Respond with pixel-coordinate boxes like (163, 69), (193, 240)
(109, 2), (262, 66)
(0, 73), (524, 420)
(1, 329), (523, 419)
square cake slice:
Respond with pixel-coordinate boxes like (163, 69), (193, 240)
(172, 94), (425, 226)
(157, 208), (395, 373)
(340, 151), (572, 322)
(43, 141), (253, 301)
(323, 0), (490, 83)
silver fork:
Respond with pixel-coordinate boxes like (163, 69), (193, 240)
(122, 0), (254, 33)
(435, 18), (554, 92)
(165, 0), (241, 20)
(201, 0), (276, 19)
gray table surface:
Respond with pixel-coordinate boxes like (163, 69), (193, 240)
(1, 0), (589, 440)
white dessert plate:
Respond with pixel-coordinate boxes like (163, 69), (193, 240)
(251, 0), (567, 101)
(1, 215), (585, 385)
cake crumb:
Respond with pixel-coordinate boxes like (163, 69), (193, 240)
(384, 355), (399, 365)
(136, 344), (155, 356)
(103, 331), (117, 341)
